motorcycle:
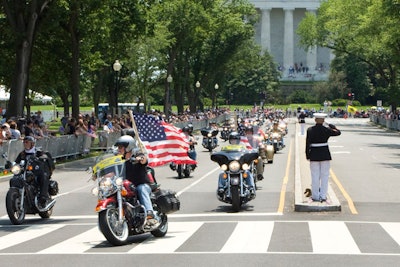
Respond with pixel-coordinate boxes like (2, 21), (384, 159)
(258, 142), (274, 164)
(220, 125), (232, 141)
(201, 128), (219, 152)
(267, 131), (284, 153)
(211, 146), (259, 211)
(169, 154), (196, 179)
(4, 153), (58, 225)
(91, 154), (180, 246)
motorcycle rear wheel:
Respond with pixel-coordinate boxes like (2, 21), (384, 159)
(151, 213), (168, 237)
(99, 208), (129, 246)
(231, 185), (241, 212)
(6, 188), (26, 225)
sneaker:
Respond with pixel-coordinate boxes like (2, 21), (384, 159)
(321, 198), (332, 205)
(307, 197), (318, 204)
(257, 174), (264, 181)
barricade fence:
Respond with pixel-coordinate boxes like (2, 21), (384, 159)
(370, 114), (400, 131)
(0, 114), (230, 169)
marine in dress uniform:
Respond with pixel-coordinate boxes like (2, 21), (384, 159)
(305, 113), (341, 203)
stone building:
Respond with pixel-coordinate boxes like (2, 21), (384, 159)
(250, 0), (331, 81)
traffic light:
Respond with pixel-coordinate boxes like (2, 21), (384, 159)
(347, 92), (352, 99)
(351, 93), (355, 100)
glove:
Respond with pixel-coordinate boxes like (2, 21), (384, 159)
(328, 124), (336, 129)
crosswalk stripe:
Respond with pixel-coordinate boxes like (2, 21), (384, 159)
(309, 221), (361, 254)
(380, 222), (400, 246)
(128, 221), (203, 253)
(37, 226), (103, 254)
(0, 224), (65, 251)
(220, 221), (274, 253)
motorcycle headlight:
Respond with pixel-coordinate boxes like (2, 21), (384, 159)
(242, 163), (250, 170)
(115, 177), (123, 186)
(229, 161), (241, 172)
(11, 165), (22, 175)
(91, 187), (99, 196)
(223, 127), (228, 131)
(221, 164), (228, 171)
(207, 133), (212, 137)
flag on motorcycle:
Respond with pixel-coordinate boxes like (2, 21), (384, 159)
(347, 105), (357, 113)
(133, 114), (197, 167)
(240, 136), (253, 150)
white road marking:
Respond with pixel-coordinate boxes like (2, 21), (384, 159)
(309, 221), (360, 254)
(220, 221), (274, 253)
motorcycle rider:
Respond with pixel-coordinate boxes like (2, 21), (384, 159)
(217, 132), (256, 199)
(244, 126), (265, 181)
(266, 120), (286, 147)
(202, 121), (218, 148)
(14, 136), (50, 208)
(114, 135), (158, 223)
(170, 125), (197, 171)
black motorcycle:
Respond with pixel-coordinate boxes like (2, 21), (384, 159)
(201, 128), (219, 152)
(211, 147), (258, 211)
(220, 126), (233, 141)
(4, 154), (58, 225)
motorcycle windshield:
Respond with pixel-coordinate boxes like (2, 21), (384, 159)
(93, 155), (125, 179)
(211, 147), (258, 166)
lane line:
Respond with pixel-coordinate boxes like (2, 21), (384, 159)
(277, 139), (293, 214)
(176, 167), (220, 197)
(330, 169), (358, 214)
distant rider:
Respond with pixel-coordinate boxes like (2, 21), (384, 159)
(14, 136), (51, 208)
(217, 132), (256, 199)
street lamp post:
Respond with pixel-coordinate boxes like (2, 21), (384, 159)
(214, 83), (219, 109)
(195, 81), (201, 112)
(113, 60), (122, 115)
(166, 74), (173, 119)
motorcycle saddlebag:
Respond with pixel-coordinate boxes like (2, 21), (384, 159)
(155, 189), (180, 214)
(48, 179), (59, 196)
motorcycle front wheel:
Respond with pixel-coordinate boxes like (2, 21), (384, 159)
(98, 208), (129, 246)
(177, 165), (183, 179)
(230, 185), (241, 212)
(6, 188), (26, 225)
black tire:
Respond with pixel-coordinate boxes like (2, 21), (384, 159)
(177, 165), (183, 179)
(6, 188), (26, 225)
(184, 166), (190, 178)
(98, 208), (129, 246)
(151, 213), (168, 237)
(230, 185), (241, 212)
(39, 207), (53, 219)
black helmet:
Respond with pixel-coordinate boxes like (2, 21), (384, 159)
(228, 132), (241, 144)
(187, 123), (194, 133)
(23, 136), (36, 144)
(182, 126), (190, 133)
(115, 135), (137, 152)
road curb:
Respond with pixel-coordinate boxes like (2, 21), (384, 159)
(294, 120), (341, 212)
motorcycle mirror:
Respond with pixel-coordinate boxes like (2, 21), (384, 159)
(86, 166), (93, 174)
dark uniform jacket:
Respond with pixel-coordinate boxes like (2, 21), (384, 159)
(306, 124), (341, 161)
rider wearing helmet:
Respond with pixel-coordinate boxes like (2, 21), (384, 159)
(217, 132), (256, 199)
(15, 136), (51, 207)
(228, 132), (241, 145)
(115, 135), (158, 222)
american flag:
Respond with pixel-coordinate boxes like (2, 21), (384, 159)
(240, 136), (253, 150)
(133, 114), (197, 167)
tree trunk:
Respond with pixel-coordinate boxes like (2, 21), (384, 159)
(69, 0), (80, 119)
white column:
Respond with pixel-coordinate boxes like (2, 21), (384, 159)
(260, 8), (271, 52)
(283, 8), (294, 72)
(306, 9), (318, 73)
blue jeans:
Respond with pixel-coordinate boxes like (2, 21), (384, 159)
(217, 171), (255, 189)
(136, 183), (154, 212)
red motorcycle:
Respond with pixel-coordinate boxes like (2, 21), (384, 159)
(91, 154), (179, 246)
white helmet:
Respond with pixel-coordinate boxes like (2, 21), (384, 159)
(115, 135), (137, 152)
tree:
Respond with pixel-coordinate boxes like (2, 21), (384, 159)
(297, 0), (400, 108)
(1, 0), (54, 119)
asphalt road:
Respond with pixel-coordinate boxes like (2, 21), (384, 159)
(1, 117), (400, 267)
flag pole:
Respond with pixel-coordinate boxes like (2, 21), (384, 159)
(128, 110), (147, 155)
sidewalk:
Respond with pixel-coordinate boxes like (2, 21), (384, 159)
(294, 122), (341, 212)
